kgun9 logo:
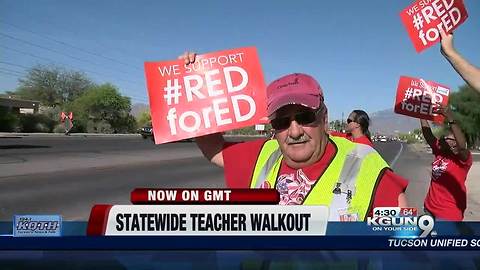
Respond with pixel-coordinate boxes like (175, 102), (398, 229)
(367, 215), (435, 238)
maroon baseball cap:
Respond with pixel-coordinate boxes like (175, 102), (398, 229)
(266, 73), (324, 118)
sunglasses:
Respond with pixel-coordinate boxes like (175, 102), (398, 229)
(271, 110), (320, 130)
(346, 119), (354, 124)
(442, 137), (456, 142)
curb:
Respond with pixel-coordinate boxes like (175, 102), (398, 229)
(0, 133), (141, 138)
(0, 133), (267, 138)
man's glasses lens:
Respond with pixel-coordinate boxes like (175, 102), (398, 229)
(271, 117), (290, 130)
(271, 111), (317, 130)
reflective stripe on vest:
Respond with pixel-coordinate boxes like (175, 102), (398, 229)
(250, 136), (389, 221)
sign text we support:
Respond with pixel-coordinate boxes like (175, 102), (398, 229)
(144, 47), (267, 144)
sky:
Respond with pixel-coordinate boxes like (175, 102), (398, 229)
(1, 0), (479, 120)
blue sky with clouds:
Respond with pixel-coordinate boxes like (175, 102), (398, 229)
(1, 0), (478, 120)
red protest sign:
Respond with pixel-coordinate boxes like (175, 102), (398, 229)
(400, 0), (468, 53)
(394, 76), (450, 123)
(144, 47), (267, 144)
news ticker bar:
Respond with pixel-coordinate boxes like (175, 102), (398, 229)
(3, 221), (480, 236)
(130, 189), (279, 204)
(2, 236), (480, 250)
(88, 205), (329, 236)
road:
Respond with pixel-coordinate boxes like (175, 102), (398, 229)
(0, 135), (443, 220)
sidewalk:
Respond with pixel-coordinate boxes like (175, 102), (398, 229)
(465, 162), (480, 221)
(0, 132), (139, 138)
(0, 132), (266, 139)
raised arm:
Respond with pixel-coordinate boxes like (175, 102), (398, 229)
(420, 119), (436, 149)
(440, 30), (480, 93)
(195, 133), (226, 168)
(436, 106), (469, 161)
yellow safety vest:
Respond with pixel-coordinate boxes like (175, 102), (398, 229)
(250, 136), (390, 221)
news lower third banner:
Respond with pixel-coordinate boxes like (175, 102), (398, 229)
(2, 194), (480, 250)
(88, 205), (329, 236)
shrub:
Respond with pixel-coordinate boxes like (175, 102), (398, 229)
(18, 113), (55, 132)
(0, 108), (19, 132)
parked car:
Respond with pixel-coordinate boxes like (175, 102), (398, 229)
(378, 135), (387, 142)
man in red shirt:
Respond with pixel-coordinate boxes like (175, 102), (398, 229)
(421, 106), (472, 221)
(181, 53), (408, 221)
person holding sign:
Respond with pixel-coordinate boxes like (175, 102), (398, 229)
(330, 110), (373, 147)
(440, 30), (480, 94)
(60, 111), (73, 135)
(184, 52), (408, 221)
(420, 105), (472, 221)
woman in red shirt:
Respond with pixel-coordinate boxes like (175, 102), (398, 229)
(331, 110), (373, 147)
(421, 106), (471, 221)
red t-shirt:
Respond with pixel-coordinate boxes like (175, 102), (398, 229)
(222, 137), (408, 218)
(330, 131), (373, 147)
(424, 140), (472, 221)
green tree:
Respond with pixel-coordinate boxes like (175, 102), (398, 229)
(15, 65), (93, 107)
(136, 109), (151, 127)
(0, 90), (17, 97)
(227, 126), (257, 135)
(412, 128), (422, 136)
(448, 84), (480, 147)
(66, 83), (136, 133)
(329, 120), (344, 131)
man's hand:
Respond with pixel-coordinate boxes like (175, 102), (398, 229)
(435, 104), (469, 160)
(439, 29), (456, 59)
(178, 51), (197, 65)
